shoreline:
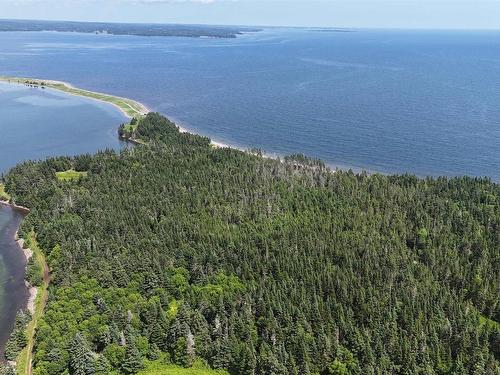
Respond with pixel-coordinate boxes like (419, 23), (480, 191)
(0, 75), (342, 170)
(0, 199), (36, 371)
(0, 76), (235, 151)
(2, 76), (357, 179)
(0, 76), (150, 119)
(175, 121), (232, 150)
(0, 199), (31, 214)
(1, 77), (495, 181)
(0, 200), (35, 315)
(15, 234), (37, 316)
(0, 200), (47, 373)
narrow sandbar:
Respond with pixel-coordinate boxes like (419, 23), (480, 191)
(0, 76), (149, 119)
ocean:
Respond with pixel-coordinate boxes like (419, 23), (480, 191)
(0, 28), (499, 180)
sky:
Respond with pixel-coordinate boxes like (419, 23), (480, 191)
(2, 0), (500, 29)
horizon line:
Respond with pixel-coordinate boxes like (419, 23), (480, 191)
(2, 18), (500, 32)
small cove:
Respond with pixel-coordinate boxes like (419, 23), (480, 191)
(0, 80), (128, 357)
(0, 81), (128, 174)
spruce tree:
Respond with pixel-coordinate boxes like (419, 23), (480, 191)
(121, 339), (144, 374)
(69, 332), (95, 375)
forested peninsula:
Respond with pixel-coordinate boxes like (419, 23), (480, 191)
(1, 113), (499, 374)
(0, 20), (260, 39)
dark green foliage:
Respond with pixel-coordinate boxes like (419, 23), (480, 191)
(0, 364), (15, 375)
(122, 339), (144, 374)
(94, 355), (112, 375)
(134, 112), (210, 147)
(26, 255), (43, 286)
(284, 153), (325, 168)
(69, 333), (95, 375)
(325, 360), (348, 375)
(4, 310), (29, 361)
(5, 113), (499, 374)
(0, 19), (260, 38)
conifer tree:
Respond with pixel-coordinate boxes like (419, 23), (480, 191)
(69, 332), (95, 375)
(122, 339), (144, 374)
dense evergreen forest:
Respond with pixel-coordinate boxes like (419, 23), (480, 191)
(3, 113), (499, 374)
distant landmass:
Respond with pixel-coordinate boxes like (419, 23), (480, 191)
(0, 19), (260, 38)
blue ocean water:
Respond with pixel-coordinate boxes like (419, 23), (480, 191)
(0, 28), (499, 180)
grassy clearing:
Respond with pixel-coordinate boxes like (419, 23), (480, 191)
(122, 122), (139, 133)
(479, 314), (500, 331)
(0, 76), (148, 118)
(139, 359), (229, 375)
(16, 342), (29, 375)
(120, 117), (149, 145)
(16, 232), (49, 375)
(55, 169), (88, 182)
(0, 183), (11, 201)
(121, 117), (141, 135)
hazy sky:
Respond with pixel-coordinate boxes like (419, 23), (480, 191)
(3, 0), (500, 29)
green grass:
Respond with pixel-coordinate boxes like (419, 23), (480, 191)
(16, 232), (49, 375)
(122, 117), (142, 134)
(139, 359), (229, 375)
(122, 122), (139, 133)
(0, 183), (10, 201)
(55, 170), (88, 182)
(51, 83), (144, 117)
(479, 314), (500, 331)
(0, 76), (148, 118)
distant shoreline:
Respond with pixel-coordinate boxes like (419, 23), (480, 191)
(0, 19), (260, 39)
(1, 75), (341, 171)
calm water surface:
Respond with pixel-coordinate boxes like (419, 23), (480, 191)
(0, 29), (499, 180)
(0, 81), (127, 174)
(0, 205), (28, 358)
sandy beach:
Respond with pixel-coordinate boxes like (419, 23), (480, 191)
(0, 76), (149, 119)
(45, 79), (151, 119)
(0, 75), (333, 170)
(0, 76), (236, 151)
(16, 236), (36, 315)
